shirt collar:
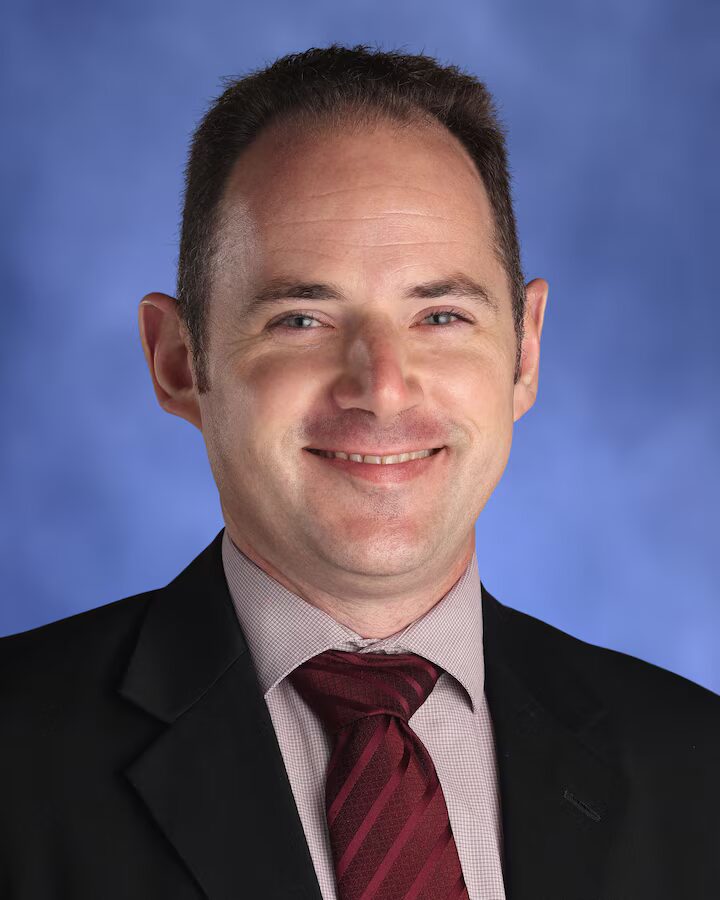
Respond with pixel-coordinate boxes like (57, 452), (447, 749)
(221, 528), (485, 713)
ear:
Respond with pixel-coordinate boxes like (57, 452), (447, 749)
(138, 292), (203, 431)
(513, 278), (549, 423)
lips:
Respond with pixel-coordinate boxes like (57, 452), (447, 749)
(304, 447), (444, 456)
(307, 448), (442, 465)
(304, 444), (447, 483)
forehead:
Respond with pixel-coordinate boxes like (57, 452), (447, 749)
(222, 115), (491, 223)
(212, 116), (498, 291)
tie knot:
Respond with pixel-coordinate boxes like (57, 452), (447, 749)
(288, 648), (443, 734)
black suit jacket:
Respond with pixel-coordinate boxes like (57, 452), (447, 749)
(1, 528), (719, 899)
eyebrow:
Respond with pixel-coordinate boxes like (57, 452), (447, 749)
(245, 273), (500, 315)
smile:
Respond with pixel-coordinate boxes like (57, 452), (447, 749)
(305, 448), (443, 465)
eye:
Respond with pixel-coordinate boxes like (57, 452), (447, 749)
(268, 307), (472, 330)
(421, 307), (472, 326)
(269, 312), (326, 330)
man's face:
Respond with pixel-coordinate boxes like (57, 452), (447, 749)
(186, 118), (543, 580)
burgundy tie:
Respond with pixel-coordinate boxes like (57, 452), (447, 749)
(289, 649), (469, 900)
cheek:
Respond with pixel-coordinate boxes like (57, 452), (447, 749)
(430, 350), (511, 419)
(213, 354), (318, 463)
(242, 354), (315, 419)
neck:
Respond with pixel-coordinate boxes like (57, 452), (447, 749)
(224, 525), (475, 639)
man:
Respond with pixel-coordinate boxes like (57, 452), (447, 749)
(1, 44), (718, 900)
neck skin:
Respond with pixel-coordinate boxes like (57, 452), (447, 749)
(223, 521), (476, 639)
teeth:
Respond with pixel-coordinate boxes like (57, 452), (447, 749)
(311, 448), (439, 465)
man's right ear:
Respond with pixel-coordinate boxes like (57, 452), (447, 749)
(138, 292), (203, 431)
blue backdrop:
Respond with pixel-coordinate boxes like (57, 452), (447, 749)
(2, 0), (718, 692)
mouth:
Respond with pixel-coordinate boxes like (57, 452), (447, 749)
(303, 445), (447, 484)
(304, 447), (444, 465)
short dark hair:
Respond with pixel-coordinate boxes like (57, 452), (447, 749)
(176, 44), (526, 394)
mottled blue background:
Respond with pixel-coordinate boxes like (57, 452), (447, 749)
(2, 0), (718, 692)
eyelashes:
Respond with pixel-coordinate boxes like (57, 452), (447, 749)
(268, 307), (473, 331)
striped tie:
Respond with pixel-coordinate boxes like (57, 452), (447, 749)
(289, 648), (469, 900)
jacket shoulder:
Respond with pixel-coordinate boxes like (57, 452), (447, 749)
(496, 599), (720, 752)
(0, 589), (156, 710)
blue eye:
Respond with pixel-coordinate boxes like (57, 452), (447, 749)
(423, 309), (469, 326)
(270, 308), (471, 330)
(273, 314), (323, 329)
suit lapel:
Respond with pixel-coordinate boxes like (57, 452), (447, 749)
(116, 527), (628, 900)
(117, 529), (323, 900)
(481, 585), (628, 899)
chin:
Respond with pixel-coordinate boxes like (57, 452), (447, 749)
(315, 527), (439, 576)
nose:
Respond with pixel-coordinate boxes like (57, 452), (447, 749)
(330, 316), (423, 420)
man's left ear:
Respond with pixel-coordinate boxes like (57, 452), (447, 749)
(513, 278), (549, 422)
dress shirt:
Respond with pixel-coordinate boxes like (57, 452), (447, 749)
(221, 528), (506, 900)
